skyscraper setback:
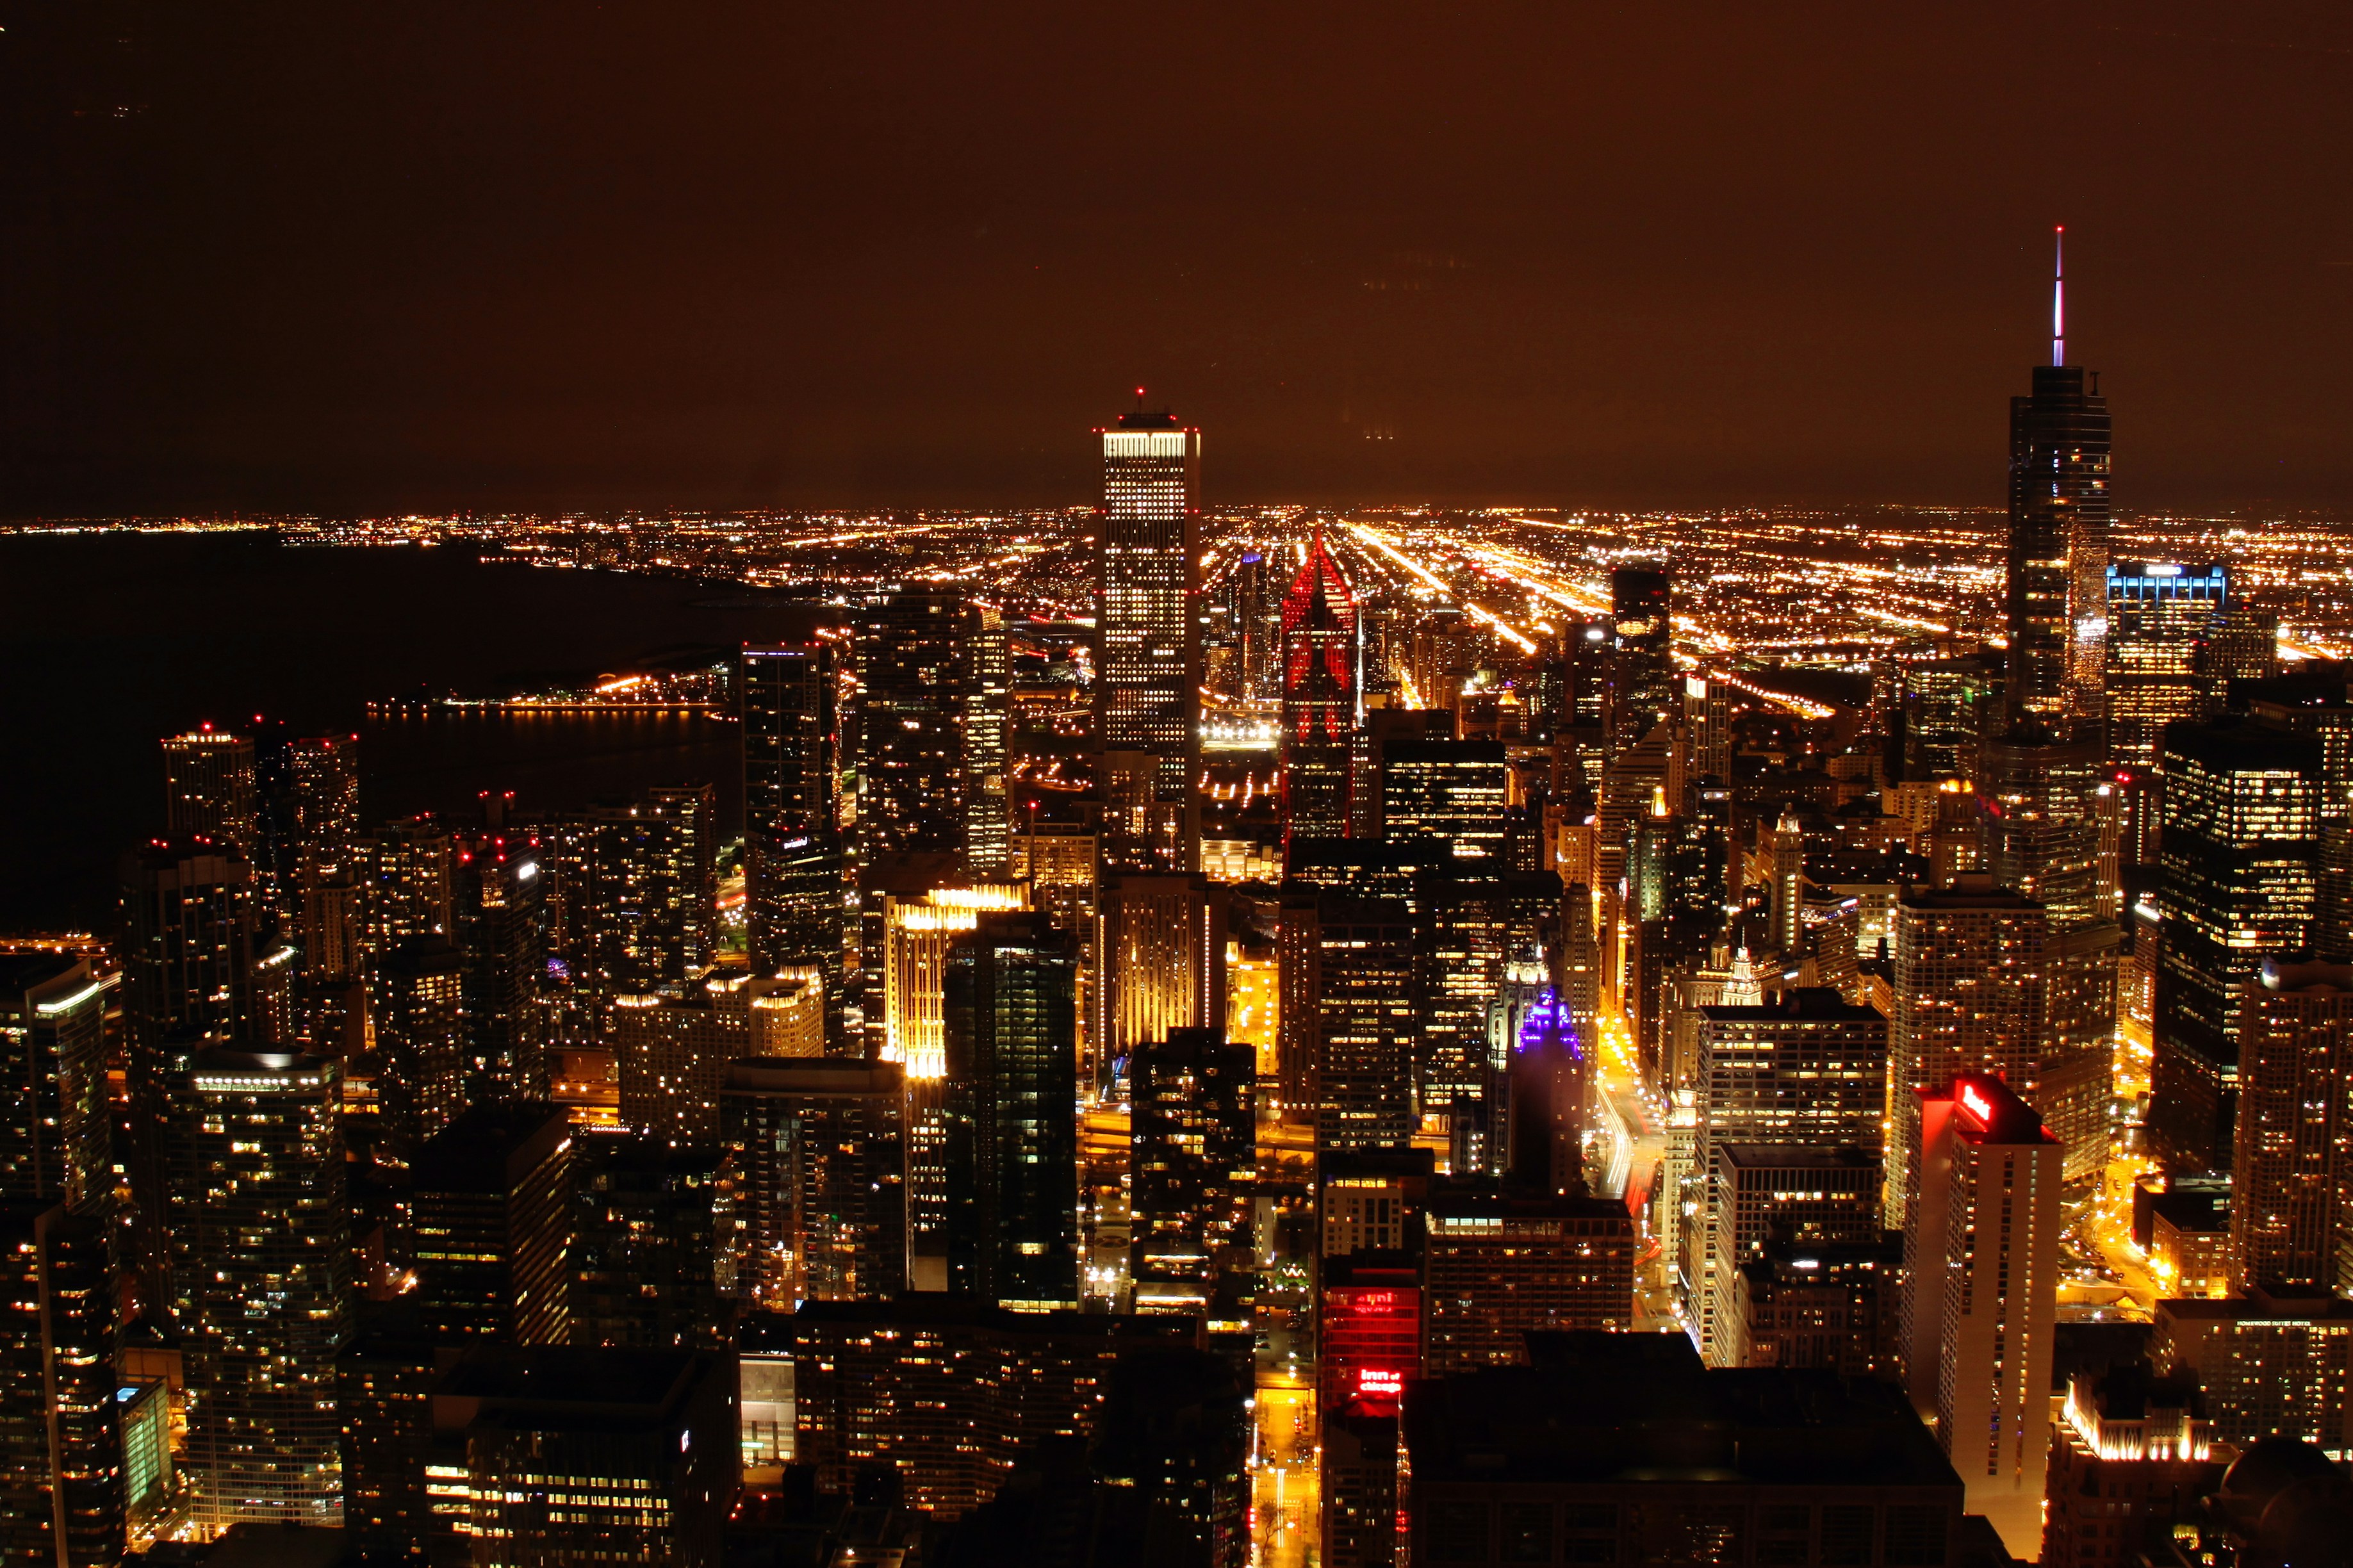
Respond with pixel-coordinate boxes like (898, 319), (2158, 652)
(1097, 404), (1201, 871)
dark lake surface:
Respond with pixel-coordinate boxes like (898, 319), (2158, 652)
(1, 532), (828, 930)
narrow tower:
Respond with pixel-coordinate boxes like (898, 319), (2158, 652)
(1281, 529), (1359, 847)
(1096, 396), (1202, 873)
(2006, 228), (2111, 726)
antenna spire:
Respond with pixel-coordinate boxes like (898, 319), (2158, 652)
(2052, 225), (2065, 367)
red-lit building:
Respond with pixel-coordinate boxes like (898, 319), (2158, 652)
(1281, 531), (1358, 847)
(1320, 1262), (1422, 1417)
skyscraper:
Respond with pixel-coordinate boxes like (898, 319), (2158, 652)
(1280, 530), (1359, 845)
(1308, 897), (1418, 1156)
(2105, 562), (2228, 765)
(2006, 231), (2110, 725)
(0, 1201), (122, 1566)
(742, 639), (849, 1041)
(1379, 739), (1508, 861)
(170, 1049), (350, 1532)
(120, 840), (256, 1286)
(2229, 958), (2353, 1294)
(1902, 1074), (2062, 1556)
(0, 956), (111, 1213)
(568, 1135), (722, 1349)
(1129, 1027), (1255, 1316)
(162, 726), (258, 856)
(1887, 879), (2049, 1229)
(858, 586), (980, 858)
(580, 784), (718, 1000)
(2151, 719), (2320, 1172)
(719, 1057), (906, 1307)
(1095, 872), (1224, 1090)
(409, 1100), (573, 1345)
(369, 936), (468, 1159)
(943, 910), (1081, 1310)
(1097, 404), (1202, 872)
(1610, 565), (1673, 754)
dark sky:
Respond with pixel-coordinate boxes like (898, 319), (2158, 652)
(3, 2), (2349, 514)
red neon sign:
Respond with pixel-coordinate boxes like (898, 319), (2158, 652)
(1356, 1368), (1404, 1397)
(1956, 1081), (1994, 1127)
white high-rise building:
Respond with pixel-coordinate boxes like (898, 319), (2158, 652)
(1902, 1073), (2062, 1558)
(1097, 405), (1201, 871)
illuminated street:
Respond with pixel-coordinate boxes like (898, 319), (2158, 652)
(1251, 1373), (1319, 1568)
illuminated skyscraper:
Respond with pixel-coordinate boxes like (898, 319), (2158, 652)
(1308, 897), (1418, 1156)
(120, 841), (256, 1287)
(2151, 721), (2320, 1172)
(170, 1049), (349, 1533)
(1128, 1027), (1255, 1316)
(858, 587), (976, 858)
(1281, 530), (1359, 845)
(2006, 230), (2111, 724)
(1379, 739), (1508, 860)
(362, 813), (455, 961)
(2105, 562), (2227, 765)
(1095, 872), (1224, 1091)
(1096, 404), (1202, 872)
(2229, 958), (2353, 1294)
(568, 1136), (721, 1350)
(0, 956), (112, 1212)
(580, 783), (717, 1000)
(742, 639), (848, 1044)
(882, 885), (1029, 1275)
(943, 911), (1081, 1310)
(719, 1057), (906, 1307)
(410, 1100), (573, 1346)
(290, 733), (366, 1055)
(1609, 566), (1673, 754)
(162, 726), (258, 856)
(1901, 1074), (2061, 1557)
(0, 1201), (121, 1566)
(369, 936), (468, 1159)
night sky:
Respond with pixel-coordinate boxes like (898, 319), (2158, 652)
(3, 3), (2349, 514)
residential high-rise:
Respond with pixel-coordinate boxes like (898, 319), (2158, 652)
(1096, 404), (1202, 872)
(2006, 233), (2111, 725)
(742, 639), (849, 1043)
(369, 936), (468, 1159)
(1379, 740), (1508, 861)
(1128, 1028), (1255, 1316)
(454, 837), (546, 1100)
(1306, 897), (1418, 1156)
(0, 956), (111, 1212)
(2106, 562), (2229, 764)
(1707, 1144), (1882, 1367)
(1887, 879), (2049, 1229)
(718, 1057), (906, 1307)
(1728, 1230), (1905, 1377)
(2151, 719), (2320, 1172)
(568, 1135), (721, 1350)
(1414, 869), (1513, 1143)
(1901, 1074), (2062, 1556)
(943, 911), (1081, 1310)
(120, 841), (256, 1286)
(1693, 989), (1889, 1359)
(1280, 530), (1359, 846)
(613, 968), (814, 1145)
(580, 784), (719, 1000)
(409, 1100), (573, 1345)
(2229, 958), (2353, 1294)
(361, 813), (455, 959)
(0, 1201), (122, 1566)
(162, 726), (258, 856)
(857, 586), (980, 859)
(169, 1049), (350, 1533)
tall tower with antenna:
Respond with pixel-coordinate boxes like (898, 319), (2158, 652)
(2005, 226), (2111, 728)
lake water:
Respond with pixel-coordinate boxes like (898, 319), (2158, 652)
(1, 532), (828, 929)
